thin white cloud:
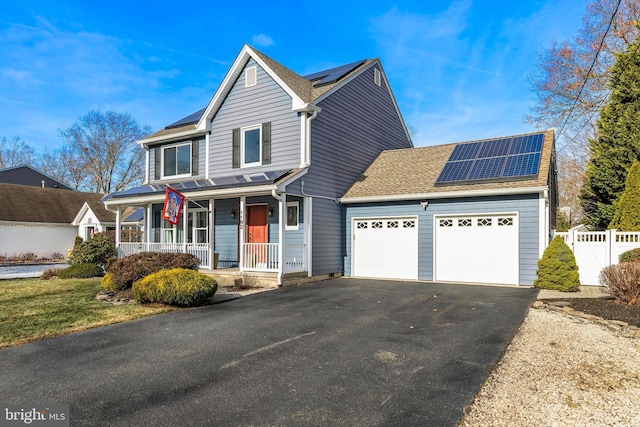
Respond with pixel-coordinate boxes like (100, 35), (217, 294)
(252, 33), (274, 47)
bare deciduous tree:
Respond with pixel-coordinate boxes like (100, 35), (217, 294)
(0, 136), (35, 169)
(58, 110), (150, 193)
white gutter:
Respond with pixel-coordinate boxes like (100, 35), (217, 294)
(340, 186), (549, 204)
(138, 129), (209, 147)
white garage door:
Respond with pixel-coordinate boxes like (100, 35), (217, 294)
(435, 214), (518, 285)
(353, 217), (418, 280)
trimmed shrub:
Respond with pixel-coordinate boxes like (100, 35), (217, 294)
(106, 252), (201, 290)
(534, 236), (580, 292)
(132, 268), (217, 307)
(68, 233), (116, 268)
(619, 248), (640, 263)
(40, 268), (64, 280)
(599, 262), (640, 305)
(100, 272), (124, 291)
(58, 263), (103, 279)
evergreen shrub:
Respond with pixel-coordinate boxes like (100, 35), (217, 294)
(534, 236), (580, 292)
(106, 252), (201, 290)
(132, 268), (217, 306)
(68, 233), (116, 268)
(619, 248), (640, 263)
(58, 263), (103, 279)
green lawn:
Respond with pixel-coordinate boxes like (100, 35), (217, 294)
(0, 277), (173, 348)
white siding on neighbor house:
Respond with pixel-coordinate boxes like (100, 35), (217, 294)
(209, 59), (301, 177)
(0, 222), (77, 258)
(344, 194), (541, 285)
(305, 64), (412, 275)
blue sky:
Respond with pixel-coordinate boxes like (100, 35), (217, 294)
(0, 0), (585, 150)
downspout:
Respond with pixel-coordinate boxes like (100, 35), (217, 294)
(303, 109), (319, 167)
(272, 189), (285, 286)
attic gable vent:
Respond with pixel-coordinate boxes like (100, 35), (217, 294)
(374, 68), (381, 87)
(245, 66), (257, 87)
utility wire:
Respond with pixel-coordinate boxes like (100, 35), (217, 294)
(556, 0), (623, 142)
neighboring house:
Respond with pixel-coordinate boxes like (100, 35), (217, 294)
(102, 44), (413, 285)
(341, 129), (558, 286)
(0, 183), (104, 259)
(0, 165), (73, 190)
(71, 201), (142, 241)
(0, 183), (142, 260)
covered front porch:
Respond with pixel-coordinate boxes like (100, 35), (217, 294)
(110, 192), (311, 285)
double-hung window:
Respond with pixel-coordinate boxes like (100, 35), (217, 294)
(242, 125), (262, 167)
(163, 143), (191, 178)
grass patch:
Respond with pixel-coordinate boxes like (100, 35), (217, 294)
(0, 278), (174, 348)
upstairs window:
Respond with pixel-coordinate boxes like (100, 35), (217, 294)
(242, 125), (262, 167)
(232, 122), (271, 168)
(163, 143), (191, 178)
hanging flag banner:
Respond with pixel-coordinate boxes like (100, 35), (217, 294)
(163, 186), (185, 225)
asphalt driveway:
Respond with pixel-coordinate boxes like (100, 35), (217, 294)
(0, 278), (537, 426)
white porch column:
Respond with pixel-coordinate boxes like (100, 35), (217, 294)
(305, 196), (312, 277)
(115, 206), (121, 247)
(182, 201), (189, 251)
(278, 194), (286, 284)
(239, 196), (246, 270)
(146, 204), (152, 244)
(209, 199), (215, 269)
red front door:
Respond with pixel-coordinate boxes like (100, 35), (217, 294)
(247, 205), (268, 243)
(246, 205), (268, 267)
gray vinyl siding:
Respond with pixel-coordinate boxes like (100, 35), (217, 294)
(344, 194), (540, 285)
(214, 198), (239, 267)
(305, 64), (412, 275)
(148, 138), (205, 184)
(285, 195), (304, 244)
(209, 59), (301, 177)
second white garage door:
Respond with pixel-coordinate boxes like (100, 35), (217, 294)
(352, 217), (418, 280)
(434, 214), (518, 285)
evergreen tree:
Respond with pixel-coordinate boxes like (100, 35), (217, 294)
(609, 159), (640, 230)
(581, 38), (640, 229)
(534, 236), (580, 292)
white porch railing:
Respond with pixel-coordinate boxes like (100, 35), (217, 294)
(555, 230), (640, 285)
(118, 242), (307, 274)
(241, 243), (307, 273)
(117, 242), (211, 269)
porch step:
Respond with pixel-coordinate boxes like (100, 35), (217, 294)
(199, 269), (279, 288)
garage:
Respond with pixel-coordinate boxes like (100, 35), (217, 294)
(434, 214), (518, 285)
(352, 217), (418, 280)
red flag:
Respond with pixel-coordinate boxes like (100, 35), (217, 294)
(163, 186), (185, 225)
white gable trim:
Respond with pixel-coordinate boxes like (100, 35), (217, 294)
(196, 45), (308, 131)
(71, 202), (92, 225)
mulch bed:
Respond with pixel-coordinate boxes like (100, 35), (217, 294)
(542, 298), (640, 327)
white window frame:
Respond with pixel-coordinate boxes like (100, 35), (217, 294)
(286, 201), (299, 230)
(245, 66), (257, 87)
(241, 124), (262, 168)
(161, 141), (191, 179)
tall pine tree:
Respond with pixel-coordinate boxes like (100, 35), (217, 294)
(609, 159), (640, 230)
(581, 37), (640, 230)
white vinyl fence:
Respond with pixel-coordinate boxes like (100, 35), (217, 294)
(555, 230), (640, 285)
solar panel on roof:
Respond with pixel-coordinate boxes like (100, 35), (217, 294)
(303, 60), (366, 87)
(166, 108), (206, 129)
(435, 133), (545, 185)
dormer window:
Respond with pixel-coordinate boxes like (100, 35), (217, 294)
(245, 66), (257, 87)
(162, 142), (191, 178)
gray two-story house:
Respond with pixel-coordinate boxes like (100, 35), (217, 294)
(102, 44), (413, 286)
